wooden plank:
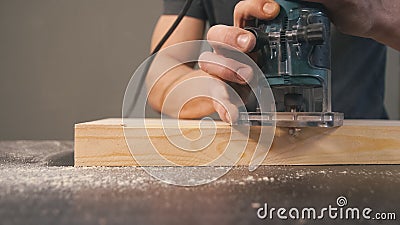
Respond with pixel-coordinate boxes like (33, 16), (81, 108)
(74, 118), (400, 166)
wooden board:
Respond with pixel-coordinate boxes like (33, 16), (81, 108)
(74, 118), (400, 166)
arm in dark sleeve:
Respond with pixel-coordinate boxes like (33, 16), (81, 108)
(163, 0), (208, 21)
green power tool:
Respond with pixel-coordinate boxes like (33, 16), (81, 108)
(239, 0), (344, 128)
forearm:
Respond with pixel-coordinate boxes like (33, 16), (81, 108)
(146, 58), (215, 119)
(148, 32), (214, 118)
(372, 0), (400, 50)
(307, 0), (400, 50)
(147, 15), (212, 118)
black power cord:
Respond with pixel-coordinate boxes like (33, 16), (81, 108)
(127, 0), (194, 115)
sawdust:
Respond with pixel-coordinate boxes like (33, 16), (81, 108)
(2, 141), (400, 225)
(0, 165), (156, 195)
(2, 140), (400, 196)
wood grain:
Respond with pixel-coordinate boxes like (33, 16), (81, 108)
(74, 118), (400, 166)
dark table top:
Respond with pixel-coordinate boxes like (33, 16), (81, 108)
(0, 140), (399, 225)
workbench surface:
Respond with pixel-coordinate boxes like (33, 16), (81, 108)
(1, 141), (399, 225)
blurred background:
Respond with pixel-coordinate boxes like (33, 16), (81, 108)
(0, 0), (399, 140)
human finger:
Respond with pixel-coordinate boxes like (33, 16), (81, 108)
(198, 51), (253, 84)
(234, 0), (280, 27)
(207, 25), (256, 53)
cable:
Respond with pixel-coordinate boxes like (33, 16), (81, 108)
(152, 0), (194, 55)
(126, 0), (194, 115)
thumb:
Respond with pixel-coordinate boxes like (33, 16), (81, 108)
(234, 0), (280, 27)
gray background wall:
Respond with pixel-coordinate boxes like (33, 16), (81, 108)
(0, 0), (399, 140)
(0, 0), (162, 140)
(385, 48), (400, 120)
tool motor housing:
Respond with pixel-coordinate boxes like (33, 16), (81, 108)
(240, 0), (343, 127)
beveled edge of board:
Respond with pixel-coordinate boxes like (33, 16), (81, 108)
(75, 118), (400, 129)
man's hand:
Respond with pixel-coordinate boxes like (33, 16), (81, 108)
(305, 0), (400, 50)
(234, 0), (280, 27)
(201, 0), (280, 122)
(206, 0), (280, 52)
(305, 0), (382, 39)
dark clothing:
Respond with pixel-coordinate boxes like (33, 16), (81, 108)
(163, 0), (388, 119)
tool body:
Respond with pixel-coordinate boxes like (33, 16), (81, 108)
(239, 0), (343, 128)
